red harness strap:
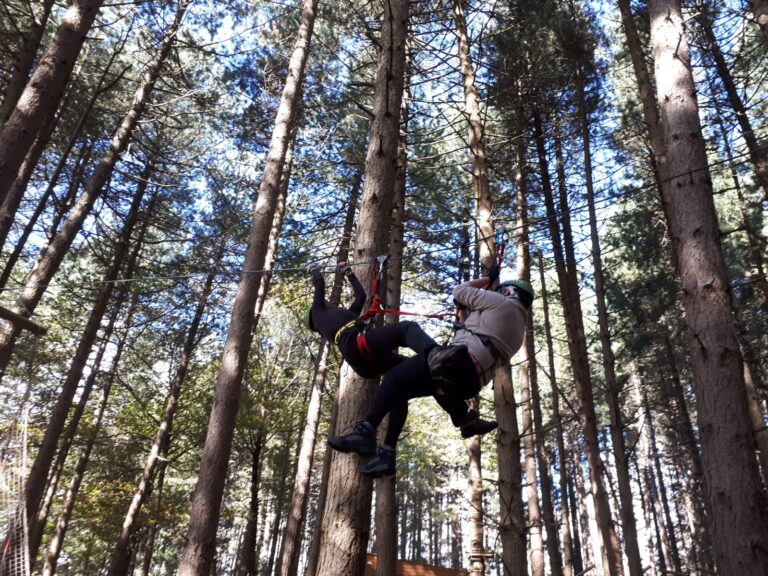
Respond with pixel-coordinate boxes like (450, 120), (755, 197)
(356, 332), (375, 360)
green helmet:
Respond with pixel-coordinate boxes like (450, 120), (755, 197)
(304, 308), (316, 331)
(498, 279), (534, 307)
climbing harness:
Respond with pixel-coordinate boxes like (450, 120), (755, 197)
(332, 255), (451, 361)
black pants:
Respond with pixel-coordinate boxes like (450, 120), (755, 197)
(365, 352), (481, 447)
(338, 320), (437, 379)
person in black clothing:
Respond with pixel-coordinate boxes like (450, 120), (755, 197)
(328, 273), (534, 479)
(305, 262), (438, 379)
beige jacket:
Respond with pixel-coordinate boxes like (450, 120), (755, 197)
(451, 281), (528, 383)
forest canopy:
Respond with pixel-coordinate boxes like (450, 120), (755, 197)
(0, 0), (766, 575)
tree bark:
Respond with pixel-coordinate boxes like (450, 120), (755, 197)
(41, 296), (135, 576)
(0, 0), (104, 202)
(28, 322), (112, 561)
(266, 435), (293, 576)
(453, 1), (525, 574)
(0, 0), (56, 127)
(0, 1), (186, 375)
(569, 438), (594, 572)
(646, 1), (768, 572)
(533, 108), (623, 576)
(107, 260), (218, 576)
(697, 1), (768, 199)
(654, 337), (713, 572)
(314, 1), (408, 572)
(573, 62), (643, 576)
(0, 40), (127, 256)
(237, 434), (265, 576)
(537, 252), (574, 576)
(138, 462), (167, 576)
(514, 180), (544, 576)
(25, 161), (153, 540)
(177, 0), (316, 572)
(374, 71), (410, 576)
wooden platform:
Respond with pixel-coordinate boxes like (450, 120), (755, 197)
(365, 554), (470, 576)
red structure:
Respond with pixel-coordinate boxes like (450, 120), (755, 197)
(364, 554), (470, 576)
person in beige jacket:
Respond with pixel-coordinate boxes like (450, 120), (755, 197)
(328, 274), (534, 478)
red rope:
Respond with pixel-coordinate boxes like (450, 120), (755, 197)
(360, 258), (451, 322)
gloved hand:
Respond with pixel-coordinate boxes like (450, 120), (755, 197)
(307, 262), (321, 274)
(337, 261), (353, 276)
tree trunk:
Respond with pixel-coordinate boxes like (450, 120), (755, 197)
(302, 394), (338, 576)
(0, 1), (187, 375)
(0, 0), (56, 127)
(528, 320), (563, 576)
(0, 107), (58, 253)
(450, 484), (462, 570)
(238, 435), (265, 576)
(646, 1), (768, 572)
(643, 393), (682, 573)
(266, 436), (293, 576)
(138, 461), (167, 576)
(697, 1), (768, 198)
(284, 174), (361, 576)
(314, 0), (408, 573)
(633, 458), (657, 576)
(633, 377), (672, 574)
(573, 62), (643, 576)
(533, 108), (623, 576)
(107, 260), (218, 576)
(537, 252), (574, 576)
(375, 72), (410, 576)
(28, 328), (112, 561)
(177, 1), (316, 572)
(514, 180), (544, 576)
(0, 0), (103, 201)
(0, 41), (126, 256)
(569, 439), (594, 572)
(25, 161), (153, 540)
(492, 123), (526, 576)
(41, 303), (133, 576)
(658, 336), (714, 572)
(453, 1), (524, 572)
(467, 431), (485, 576)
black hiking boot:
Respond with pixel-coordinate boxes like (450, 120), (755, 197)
(459, 410), (498, 439)
(327, 421), (376, 456)
(360, 445), (396, 478)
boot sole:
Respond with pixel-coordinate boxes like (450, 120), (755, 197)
(327, 438), (376, 457)
(360, 465), (396, 478)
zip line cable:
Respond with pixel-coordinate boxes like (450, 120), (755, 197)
(0, 142), (764, 299)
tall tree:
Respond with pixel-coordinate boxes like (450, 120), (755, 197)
(533, 108), (624, 576)
(276, 173), (362, 576)
(646, 0), (768, 572)
(0, 0), (104, 201)
(25, 159), (154, 546)
(562, 15), (644, 573)
(451, 1), (505, 574)
(314, 0), (409, 572)
(176, 0), (318, 571)
(0, 0), (55, 127)
(107, 257), (220, 576)
(374, 67), (412, 576)
(694, 0), (768, 199)
(0, 0), (189, 376)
